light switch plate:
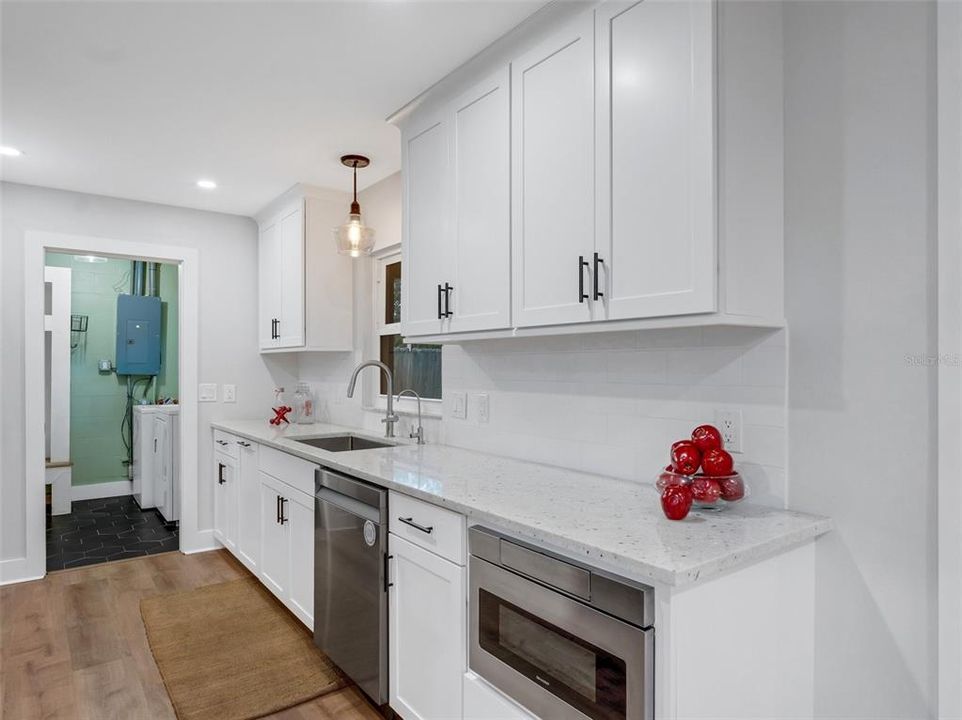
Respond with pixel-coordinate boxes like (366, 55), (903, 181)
(199, 383), (217, 402)
(476, 393), (490, 424)
(223, 384), (236, 403)
(451, 392), (467, 420)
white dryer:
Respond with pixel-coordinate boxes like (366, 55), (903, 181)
(132, 404), (180, 521)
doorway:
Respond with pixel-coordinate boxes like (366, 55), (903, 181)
(43, 253), (181, 570)
(24, 231), (202, 583)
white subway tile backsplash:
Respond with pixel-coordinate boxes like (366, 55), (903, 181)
(444, 327), (788, 507)
(743, 347), (788, 387)
(665, 348), (744, 386)
(297, 326), (788, 508)
(606, 350), (667, 384)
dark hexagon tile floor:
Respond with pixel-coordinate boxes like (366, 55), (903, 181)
(46, 495), (178, 571)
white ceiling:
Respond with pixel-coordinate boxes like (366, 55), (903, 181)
(0, 1), (543, 216)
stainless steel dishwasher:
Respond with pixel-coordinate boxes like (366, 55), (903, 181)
(314, 468), (388, 706)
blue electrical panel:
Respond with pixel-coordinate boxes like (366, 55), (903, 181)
(116, 294), (162, 376)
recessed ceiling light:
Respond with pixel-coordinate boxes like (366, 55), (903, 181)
(0, 146), (23, 157)
(196, 179), (217, 190)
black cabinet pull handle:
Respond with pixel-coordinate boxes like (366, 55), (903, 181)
(384, 553), (394, 591)
(443, 283), (454, 318)
(593, 252), (604, 301)
(276, 495), (281, 524)
(217, 463), (226, 485)
(398, 516), (433, 534)
(437, 284), (443, 320)
(279, 497), (288, 525)
(578, 256), (590, 303)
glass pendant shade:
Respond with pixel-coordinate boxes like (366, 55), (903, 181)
(333, 154), (376, 257)
(334, 205), (376, 257)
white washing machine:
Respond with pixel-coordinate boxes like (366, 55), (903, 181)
(132, 404), (180, 522)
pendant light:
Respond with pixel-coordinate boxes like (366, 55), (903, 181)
(333, 154), (376, 257)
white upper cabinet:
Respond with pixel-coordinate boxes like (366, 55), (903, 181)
(448, 68), (511, 334)
(256, 187), (353, 352)
(402, 113), (450, 337)
(596, 0), (716, 320)
(257, 219), (282, 349)
(394, 0), (784, 340)
(511, 14), (596, 329)
(401, 69), (513, 337)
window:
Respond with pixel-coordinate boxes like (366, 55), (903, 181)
(376, 252), (441, 400)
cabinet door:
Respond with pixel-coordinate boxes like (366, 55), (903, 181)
(512, 14), (596, 328)
(236, 441), (260, 573)
(447, 67), (512, 334)
(258, 220), (281, 350)
(213, 450), (237, 552)
(259, 473), (289, 600)
(596, 0), (716, 319)
(285, 489), (315, 630)
(276, 202), (306, 348)
(389, 534), (465, 720)
(402, 111), (450, 336)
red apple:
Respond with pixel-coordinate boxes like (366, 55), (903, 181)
(718, 474), (745, 502)
(661, 485), (693, 520)
(691, 424), (723, 453)
(701, 448), (734, 477)
(670, 441), (702, 475)
(691, 477), (722, 504)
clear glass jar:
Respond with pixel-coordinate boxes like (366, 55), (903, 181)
(293, 383), (314, 424)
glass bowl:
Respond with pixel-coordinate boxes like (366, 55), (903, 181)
(656, 467), (747, 511)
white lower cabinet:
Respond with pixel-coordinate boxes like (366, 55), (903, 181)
(213, 450), (237, 552)
(286, 489), (315, 626)
(463, 672), (535, 720)
(211, 431), (316, 631)
(258, 470), (316, 630)
(389, 532), (466, 720)
(259, 472), (290, 599)
(235, 439), (260, 573)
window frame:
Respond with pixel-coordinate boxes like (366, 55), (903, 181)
(372, 244), (442, 415)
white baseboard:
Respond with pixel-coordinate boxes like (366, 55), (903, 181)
(180, 529), (218, 555)
(71, 480), (133, 501)
(0, 557), (43, 586)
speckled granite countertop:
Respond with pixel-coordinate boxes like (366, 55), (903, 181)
(210, 419), (831, 588)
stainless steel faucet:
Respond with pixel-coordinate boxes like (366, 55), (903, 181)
(396, 389), (425, 444)
(347, 360), (399, 438)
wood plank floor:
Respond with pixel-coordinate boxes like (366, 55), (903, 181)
(0, 549), (384, 720)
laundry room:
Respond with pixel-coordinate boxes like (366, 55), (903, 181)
(43, 252), (180, 570)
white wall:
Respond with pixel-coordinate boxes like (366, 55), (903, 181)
(0, 182), (297, 564)
(784, 2), (938, 717)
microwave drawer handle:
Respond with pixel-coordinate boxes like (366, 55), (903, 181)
(500, 540), (591, 600)
(398, 516), (433, 535)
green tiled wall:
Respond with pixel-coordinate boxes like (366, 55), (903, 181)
(45, 253), (178, 486)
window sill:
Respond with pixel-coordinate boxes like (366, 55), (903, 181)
(367, 397), (443, 420)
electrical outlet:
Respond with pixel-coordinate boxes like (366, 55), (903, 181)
(199, 383), (217, 402)
(223, 384), (236, 403)
(714, 408), (743, 453)
(476, 393), (490, 424)
(451, 392), (467, 420)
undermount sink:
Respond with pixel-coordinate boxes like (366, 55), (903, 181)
(293, 434), (394, 452)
